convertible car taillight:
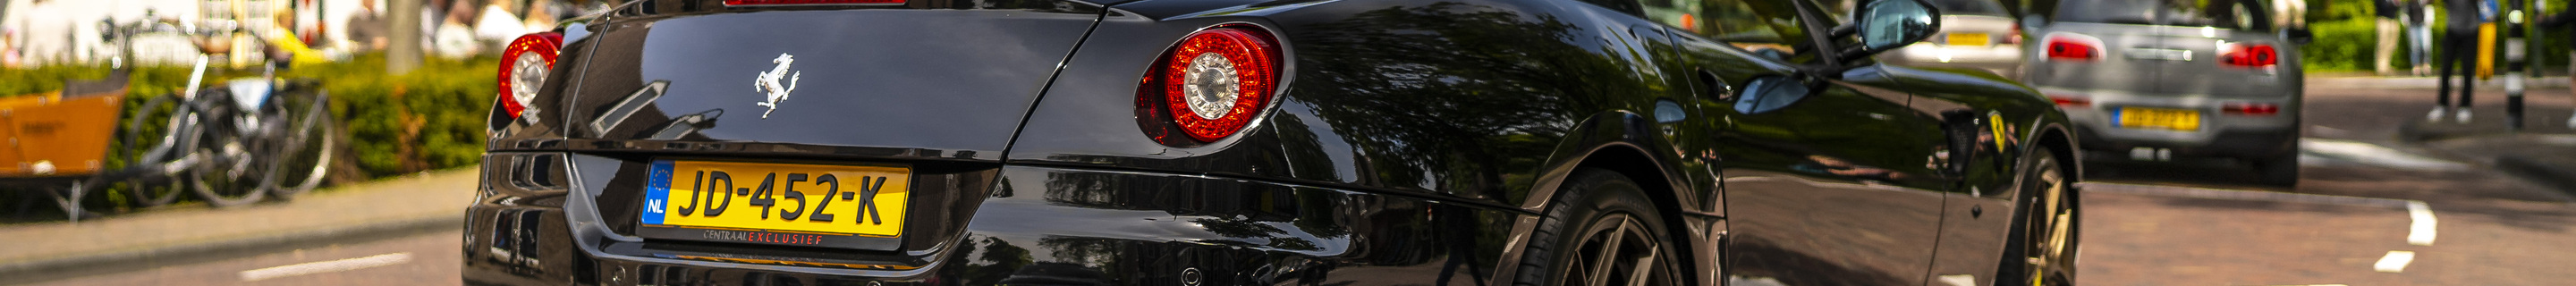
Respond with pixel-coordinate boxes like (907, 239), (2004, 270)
(2047, 95), (2090, 107)
(1146, 25), (1283, 142)
(2223, 102), (2281, 116)
(2219, 43), (2279, 68)
(497, 32), (563, 121)
(2042, 33), (2101, 62)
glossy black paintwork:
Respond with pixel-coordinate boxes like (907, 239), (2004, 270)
(496, 0), (1106, 162)
(470, 0), (2078, 284)
(467, 153), (1513, 285)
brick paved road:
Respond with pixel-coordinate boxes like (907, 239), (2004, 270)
(2074, 86), (2576, 285)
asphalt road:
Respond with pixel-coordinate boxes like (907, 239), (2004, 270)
(24, 230), (463, 286)
(19, 86), (2575, 286)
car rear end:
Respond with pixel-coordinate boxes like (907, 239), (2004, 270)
(463, 0), (1356, 284)
(1877, 0), (2022, 77)
(2023, 0), (2301, 162)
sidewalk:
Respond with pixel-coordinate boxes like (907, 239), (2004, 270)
(2419, 134), (2576, 196)
(2309, 74), (2573, 90)
(0, 170), (473, 281)
(2350, 72), (2576, 196)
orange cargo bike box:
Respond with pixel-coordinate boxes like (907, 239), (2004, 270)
(0, 81), (126, 180)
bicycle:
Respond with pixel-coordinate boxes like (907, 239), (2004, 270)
(93, 11), (336, 209)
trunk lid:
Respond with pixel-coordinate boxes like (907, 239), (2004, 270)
(558, 3), (1104, 161)
(2137, 26), (2293, 99)
(2025, 22), (2163, 93)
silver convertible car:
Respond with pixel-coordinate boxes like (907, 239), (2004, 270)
(2022, 0), (2310, 186)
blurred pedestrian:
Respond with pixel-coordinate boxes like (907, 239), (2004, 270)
(2431, 0), (2493, 123)
(472, 0), (528, 43)
(348, 0), (390, 51)
(2547, 6), (2576, 127)
(2377, 0), (2402, 75)
(2273, 0), (2306, 29)
(522, 1), (558, 33)
(432, 0), (480, 58)
(2406, 0), (2432, 76)
(2, 29), (19, 68)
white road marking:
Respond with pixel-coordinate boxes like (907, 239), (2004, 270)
(2082, 183), (2441, 273)
(2374, 251), (2417, 273)
(238, 252), (415, 282)
(2299, 139), (2471, 171)
(2407, 201), (2437, 246)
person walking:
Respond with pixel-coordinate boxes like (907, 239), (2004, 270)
(2407, 0), (2433, 75)
(2377, 0), (2403, 75)
(2432, 0), (2492, 123)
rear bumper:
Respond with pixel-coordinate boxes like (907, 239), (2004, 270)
(2073, 126), (2296, 158)
(462, 155), (1520, 285)
(2041, 87), (2300, 158)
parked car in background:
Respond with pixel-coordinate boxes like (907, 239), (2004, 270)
(2022, 0), (2310, 186)
(469, 0), (2085, 285)
(1875, 0), (2024, 78)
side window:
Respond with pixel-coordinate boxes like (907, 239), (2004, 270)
(1638, 0), (1816, 63)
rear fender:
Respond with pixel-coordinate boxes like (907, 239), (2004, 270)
(1493, 111), (1713, 284)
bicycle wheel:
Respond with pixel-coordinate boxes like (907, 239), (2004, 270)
(119, 94), (192, 207)
(260, 91), (334, 199)
(187, 95), (268, 207)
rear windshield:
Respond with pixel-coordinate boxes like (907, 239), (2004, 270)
(1928, 0), (2008, 16)
(2055, 0), (2269, 29)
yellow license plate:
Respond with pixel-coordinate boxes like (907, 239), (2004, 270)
(2118, 107), (2201, 131)
(1946, 33), (1988, 46)
(641, 160), (911, 238)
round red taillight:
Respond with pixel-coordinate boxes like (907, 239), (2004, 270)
(1150, 26), (1281, 142)
(497, 32), (564, 121)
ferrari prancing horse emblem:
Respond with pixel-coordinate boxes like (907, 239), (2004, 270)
(755, 54), (801, 119)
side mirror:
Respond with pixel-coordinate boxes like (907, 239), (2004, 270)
(1734, 76), (1815, 114)
(2285, 28), (2314, 45)
(1855, 0), (1942, 55)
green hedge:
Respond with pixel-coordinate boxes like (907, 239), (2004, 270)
(2302, 19), (2382, 72)
(284, 55), (497, 178)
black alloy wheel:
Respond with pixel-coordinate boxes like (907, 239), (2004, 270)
(1517, 169), (1683, 286)
(1997, 149), (2079, 286)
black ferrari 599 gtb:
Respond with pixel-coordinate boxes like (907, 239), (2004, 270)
(469, 0), (2084, 285)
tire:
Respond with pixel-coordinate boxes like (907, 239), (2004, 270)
(120, 94), (192, 207)
(2255, 152), (2299, 188)
(1996, 149), (2079, 286)
(188, 95), (267, 208)
(1515, 169), (1683, 286)
(262, 92), (335, 199)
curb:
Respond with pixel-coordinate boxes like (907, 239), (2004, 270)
(0, 213), (460, 282)
(2496, 156), (2576, 197)
(2309, 76), (2573, 90)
